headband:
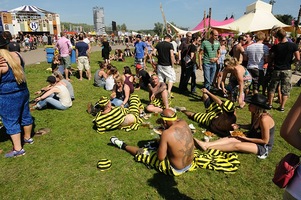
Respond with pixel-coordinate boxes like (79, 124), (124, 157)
(160, 112), (178, 121)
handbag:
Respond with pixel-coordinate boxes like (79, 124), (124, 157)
(272, 153), (301, 188)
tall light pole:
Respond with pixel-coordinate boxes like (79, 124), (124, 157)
(269, 0), (276, 13)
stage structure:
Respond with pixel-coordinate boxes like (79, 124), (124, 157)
(0, 5), (61, 36)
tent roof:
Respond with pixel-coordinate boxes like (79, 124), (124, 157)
(192, 16), (235, 31)
(167, 22), (200, 35)
(8, 5), (55, 14)
(213, 0), (290, 33)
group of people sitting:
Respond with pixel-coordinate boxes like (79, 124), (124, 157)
(31, 71), (74, 111)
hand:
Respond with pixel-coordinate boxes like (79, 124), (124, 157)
(0, 56), (7, 67)
(231, 124), (239, 130)
(210, 57), (218, 63)
(201, 88), (209, 94)
(150, 94), (155, 101)
(34, 90), (42, 95)
(35, 97), (42, 102)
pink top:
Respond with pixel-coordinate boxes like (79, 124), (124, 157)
(56, 36), (72, 57)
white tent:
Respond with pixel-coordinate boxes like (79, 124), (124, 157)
(167, 22), (200, 35)
(213, 0), (290, 33)
(8, 5), (55, 14)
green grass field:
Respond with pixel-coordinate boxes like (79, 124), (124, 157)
(0, 51), (300, 200)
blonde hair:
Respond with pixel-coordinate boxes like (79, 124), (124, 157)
(53, 71), (64, 80)
(224, 57), (240, 68)
(0, 49), (25, 84)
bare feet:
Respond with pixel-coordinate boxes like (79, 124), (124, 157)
(194, 138), (207, 151)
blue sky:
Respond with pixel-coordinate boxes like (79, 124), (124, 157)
(0, 0), (299, 30)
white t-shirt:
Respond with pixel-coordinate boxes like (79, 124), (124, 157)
(244, 43), (269, 70)
(105, 75), (115, 91)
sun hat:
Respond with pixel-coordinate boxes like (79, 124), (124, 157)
(97, 159), (112, 171)
(46, 76), (56, 84)
(222, 100), (235, 113)
(0, 34), (9, 48)
(244, 94), (270, 110)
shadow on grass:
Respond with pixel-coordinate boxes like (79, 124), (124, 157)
(147, 173), (193, 200)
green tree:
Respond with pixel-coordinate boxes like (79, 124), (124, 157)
(275, 14), (294, 25)
(153, 22), (164, 36)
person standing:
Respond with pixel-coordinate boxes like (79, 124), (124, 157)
(101, 37), (111, 64)
(56, 32), (72, 81)
(0, 33), (33, 158)
(155, 34), (176, 97)
(232, 35), (246, 64)
(178, 32), (192, 92)
(75, 33), (91, 80)
(244, 31), (269, 94)
(42, 33), (48, 47)
(134, 34), (147, 69)
(199, 29), (220, 90)
(267, 28), (300, 112)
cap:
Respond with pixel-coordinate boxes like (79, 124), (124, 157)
(136, 34), (142, 39)
(97, 159), (112, 171)
(136, 64), (142, 69)
(46, 76), (56, 84)
(165, 33), (172, 39)
(222, 100), (235, 113)
(96, 96), (109, 107)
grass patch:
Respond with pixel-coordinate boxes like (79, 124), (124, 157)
(0, 51), (300, 199)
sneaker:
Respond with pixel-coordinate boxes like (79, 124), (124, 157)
(5, 149), (26, 158)
(24, 138), (34, 144)
(257, 152), (268, 159)
(277, 107), (285, 112)
(110, 136), (124, 149)
(174, 106), (186, 112)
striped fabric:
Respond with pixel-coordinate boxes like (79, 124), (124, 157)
(135, 148), (240, 176)
(94, 94), (144, 134)
(151, 96), (171, 108)
(193, 102), (222, 127)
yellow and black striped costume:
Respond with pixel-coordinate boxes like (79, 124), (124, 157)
(193, 102), (223, 127)
(94, 94), (144, 134)
(135, 148), (240, 176)
(151, 95), (172, 108)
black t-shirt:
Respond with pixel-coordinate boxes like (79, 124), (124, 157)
(271, 42), (298, 70)
(8, 42), (21, 52)
(187, 44), (198, 63)
(138, 69), (150, 87)
(155, 41), (173, 66)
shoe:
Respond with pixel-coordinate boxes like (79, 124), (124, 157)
(277, 107), (285, 112)
(110, 136), (124, 149)
(5, 149), (26, 158)
(268, 105), (272, 109)
(24, 138), (34, 144)
(174, 106), (186, 112)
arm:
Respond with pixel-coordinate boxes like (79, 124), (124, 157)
(201, 88), (222, 105)
(221, 68), (230, 94)
(238, 115), (271, 145)
(170, 49), (175, 66)
(153, 82), (167, 97)
(198, 49), (203, 70)
(110, 85), (117, 99)
(157, 131), (168, 161)
(280, 93), (301, 150)
(35, 87), (59, 101)
(121, 84), (130, 107)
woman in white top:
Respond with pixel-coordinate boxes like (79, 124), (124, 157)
(33, 76), (72, 110)
(280, 93), (301, 200)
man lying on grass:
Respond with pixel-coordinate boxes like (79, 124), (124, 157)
(92, 94), (144, 134)
(177, 88), (236, 137)
(110, 108), (196, 176)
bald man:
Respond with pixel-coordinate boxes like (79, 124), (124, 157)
(110, 108), (195, 176)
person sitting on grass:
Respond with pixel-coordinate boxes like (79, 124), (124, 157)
(145, 74), (170, 113)
(94, 61), (108, 88)
(110, 75), (130, 107)
(178, 88), (236, 137)
(194, 93), (275, 159)
(135, 63), (151, 90)
(91, 94), (144, 134)
(32, 76), (72, 110)
(110, 108), (196, 176)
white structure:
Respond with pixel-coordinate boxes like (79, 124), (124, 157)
(0, 5), (61, 36)
(93, 6), (105, 35)
(214, 0), (289, 33)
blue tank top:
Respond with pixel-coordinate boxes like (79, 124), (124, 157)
(0, 53), (27, 94)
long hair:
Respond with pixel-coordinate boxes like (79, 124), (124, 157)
(0, 49), (25, 84)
